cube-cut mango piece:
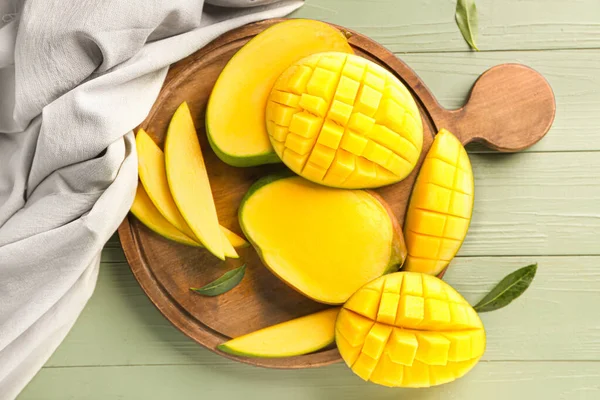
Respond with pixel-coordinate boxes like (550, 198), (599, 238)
(336, 272), (485, 388)
(404, 129), (474, 276)
(267, 52), (423, 189)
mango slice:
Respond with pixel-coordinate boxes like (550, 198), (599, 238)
(266, 52), (423, 189)
(336, 272), (485, 387)
(165, 102), (238, 260)
(206, 20), (353, 167)
(403, 129), (474, 275)
(136, 128), (248, 249)
(218, 308), (340, 358)
(130, 184), (199, 247)
(239, 174), (407, 304)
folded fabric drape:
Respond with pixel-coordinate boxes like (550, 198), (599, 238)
(0, 1), (303, 398)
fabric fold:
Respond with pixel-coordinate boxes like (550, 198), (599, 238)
(0, 1), (303, 398)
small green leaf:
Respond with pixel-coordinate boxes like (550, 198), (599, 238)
(191, 265), (246, 297)
(474, 264), (537, 313)
(455, 0), (480, 51)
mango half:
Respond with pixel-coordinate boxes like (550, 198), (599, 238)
(206, 19), (353, 167)
(239, 174), (407, 304)
(266, 52), (423, 189)
(404, 129), (474, 276)
(336, 272), (485, 387)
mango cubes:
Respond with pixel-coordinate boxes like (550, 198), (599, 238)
(403, 129), (474, 276)
(266, 52), (423, 189)
(336, 272), (485, 387)
(239, 174), (407, 304)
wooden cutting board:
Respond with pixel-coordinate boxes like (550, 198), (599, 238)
(118, 19), (555, 369)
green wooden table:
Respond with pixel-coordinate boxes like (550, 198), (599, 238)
(19, 1), (600, 398)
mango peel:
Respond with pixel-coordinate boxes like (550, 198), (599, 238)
(336, 271), (485, 387)
(266, 52), (423, 189)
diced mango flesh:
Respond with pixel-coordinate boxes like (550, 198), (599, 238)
(336, 272), (485, 387)
(267, 52), (423, 189)
(403, 129), (474, 276)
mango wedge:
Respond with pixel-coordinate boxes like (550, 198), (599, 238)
(218, 308), (340, 358)
(403, 129), (474, 276)
(206, 19), (353, 167)
(336, 272), (485, 387)
(136, 128), (248, 250)
(164, 102), (238, 260)
(239, 174), (407, 304)
(266, 52), (423, 189)
(130, 184), (199, 247)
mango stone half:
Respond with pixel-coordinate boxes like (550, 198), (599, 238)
(266, 52), (423, 189)
(239, 174), (407, 305)
(336, 272), (486, 388)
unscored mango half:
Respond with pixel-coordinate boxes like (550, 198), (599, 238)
(336, 272), (485, 388)
(403, 129), (474, 276)
(239, 174), (407, 304)
(266, 52), (423, 189)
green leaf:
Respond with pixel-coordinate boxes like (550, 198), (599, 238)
(455, 0), (480, 51)
(190, 265), (246, 297)
(474, 264), (537, 313)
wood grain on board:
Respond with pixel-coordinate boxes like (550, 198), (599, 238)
(118, 19), (554, 369)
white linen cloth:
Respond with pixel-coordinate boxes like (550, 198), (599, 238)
(0, 1), (303, 398)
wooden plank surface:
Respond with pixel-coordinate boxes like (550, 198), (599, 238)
(19, 362), (600, 400)
(293, 0), (600, 52)
(17, 0), (600, 398)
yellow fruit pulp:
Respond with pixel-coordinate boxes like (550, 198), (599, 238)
(266, 52), (423, 188)
(403, 129), (474, 275)
(164, 102), (238, 260)
(336, 272), (485, 387)
(136, 128), (248, 249)
(206, 19), (353, 167)
(239, 175), (406, 305)
(130, 184), (199, 247)
(218, 308), (340, 358)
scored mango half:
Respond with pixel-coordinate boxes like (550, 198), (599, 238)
(336, 272), (485, 388)
(266, 52), (423, 189)
(403, 129), (474, 276)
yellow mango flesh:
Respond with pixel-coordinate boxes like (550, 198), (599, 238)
(136, 129), (248, 249)
(206, 19), (353, 167)
(266, 52), (423, 188)
(130, 184), (199, 247)
(218, 308), (340, 358)
(240, 175), (406, 304)
(165, 102), (238, 260)
(403, 129), (474, 275)
(336, 272), (485, 387)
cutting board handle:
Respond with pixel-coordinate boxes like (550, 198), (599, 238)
(429, 64), (556, 151)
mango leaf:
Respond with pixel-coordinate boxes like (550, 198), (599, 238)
(455, 0), (479, 51)
(474, 264), (537, 313)
(191, 265), (246, 297)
